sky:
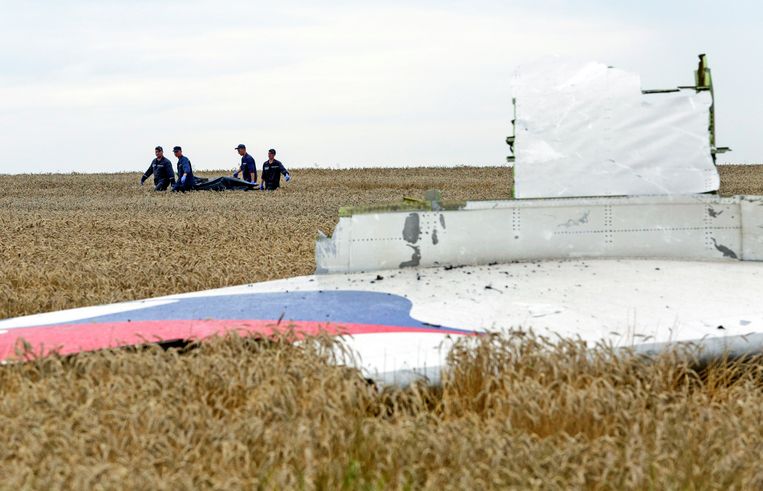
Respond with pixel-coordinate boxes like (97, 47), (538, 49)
(0, 0), (760, 174)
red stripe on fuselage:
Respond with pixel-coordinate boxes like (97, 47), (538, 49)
(0, 319), (474, 361)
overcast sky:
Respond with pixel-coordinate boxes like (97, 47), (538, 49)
(0, 0), (760, 174)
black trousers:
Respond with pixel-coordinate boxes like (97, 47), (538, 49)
(154, 178), (172, 191)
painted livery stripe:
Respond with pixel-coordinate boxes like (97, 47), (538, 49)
(0, 319), (474, 360)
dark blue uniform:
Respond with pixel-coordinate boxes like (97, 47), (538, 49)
(261, 159), (290, 190)
(238, 154), (256, 183)
(142, 157), (175, 191)
(173, 156), (194, 192)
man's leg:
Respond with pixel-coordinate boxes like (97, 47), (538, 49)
(155, 179), (170, 191)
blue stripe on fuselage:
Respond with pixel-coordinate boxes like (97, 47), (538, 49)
(60, 290), (471, 334)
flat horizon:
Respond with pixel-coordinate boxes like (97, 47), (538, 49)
(1, 161), (761, 176)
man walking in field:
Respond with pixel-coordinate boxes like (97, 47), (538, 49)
(171, 146), (195, 192)
(140, 146), (175, 191)
(233, 144), (257, 184)
(260, 148), (291, 190)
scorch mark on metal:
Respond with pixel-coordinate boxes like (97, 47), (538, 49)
(559, 211), (591, 228)
(401, 213), (422, 268)
(403, 213), (420, 244)
(711, 238), (738, 259)
(400, 245), (421, 268)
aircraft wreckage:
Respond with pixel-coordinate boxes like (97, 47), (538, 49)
(1, 55), (762, 386)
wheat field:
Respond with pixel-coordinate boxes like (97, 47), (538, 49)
(1, 165), (762, 489)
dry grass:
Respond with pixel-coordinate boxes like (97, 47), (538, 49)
(717, 164), (763, 196)
(1, 165), (762, 488)
(0, 167), (511, 320)
(3, 333), (763, 489)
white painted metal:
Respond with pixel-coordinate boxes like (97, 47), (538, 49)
(316, 195), (763, 274)
(741, 197), (763, 260)
(511, 59), (720, 198)
(3, 259), (763, 386)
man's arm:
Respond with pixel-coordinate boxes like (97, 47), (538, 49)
(141, 163), (154, 184)
(247, 155), (257, 183)
(182, 159), (192, 184)
(165, 160), (175, 181)
(279, 161), (291, 182)
(175, 158), (187, 187)
(179, 160), (189, 186)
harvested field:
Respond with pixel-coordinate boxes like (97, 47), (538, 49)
(1, 165), (763, 488)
